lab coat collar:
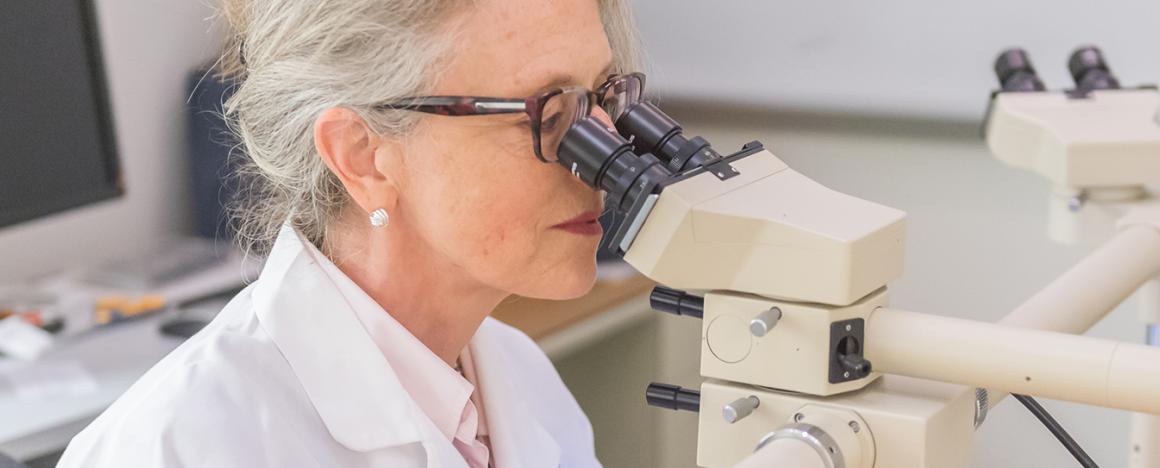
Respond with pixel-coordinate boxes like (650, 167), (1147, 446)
(251, 222), (424, 451)
(253, 221), (564, 466)
(470, 320), (562, 468)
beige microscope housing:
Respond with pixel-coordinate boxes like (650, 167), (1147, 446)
(622, 148), (986, 467)
(983, 73), (1160, 468)
(986, 87), (1160, 243)
(986, 87), (1160, 189)
(622, 149), (907, 308)
(628, 134), (1160, 466)
(620, 47), (1160, 468)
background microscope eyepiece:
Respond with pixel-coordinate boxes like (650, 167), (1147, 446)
(616, 102), (723, 173)
(1068, 45), (1120, 92)
(994, 48), (1046, 92)
(556, 117), (672, 213)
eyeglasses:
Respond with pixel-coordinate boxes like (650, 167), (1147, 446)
(375, 73), (645, 163)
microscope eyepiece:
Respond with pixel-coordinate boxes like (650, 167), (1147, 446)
(994, 48), (1046, 92)
(617, 102), (684, 160)
(556, 117), (672, 213)
(1068, 45), (1120, 92)
(616, 102), (723, 173)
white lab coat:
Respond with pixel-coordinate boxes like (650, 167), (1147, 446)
(57, 223), (601, 467)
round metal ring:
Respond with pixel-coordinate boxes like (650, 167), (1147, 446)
(755, 423), (844, 468)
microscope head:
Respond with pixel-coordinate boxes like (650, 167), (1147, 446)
(619, 146), (907, 307)
(555, 109), (907, 307)
(985, 47), (1160, 191)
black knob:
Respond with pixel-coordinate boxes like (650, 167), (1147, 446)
(836, 335), (873, 380)
(645, 382), (701, 412)
(649, 286), (704, 319)
(994, 48), (1045, 92)
(838, 354), (873, 379)
(1068, 45), (1120, 92)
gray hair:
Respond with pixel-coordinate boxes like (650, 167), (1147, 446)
(216, 0), (642, 258)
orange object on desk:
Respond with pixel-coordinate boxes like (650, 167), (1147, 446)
(94, 294), (168, 325)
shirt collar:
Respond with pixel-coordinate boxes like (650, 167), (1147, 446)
(310, 232), (478, 442)
(251, 221), (425, 451)
(252, 220), (560, 466)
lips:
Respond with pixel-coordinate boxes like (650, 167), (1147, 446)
(552, 211), (603, 236)
(554, 211), (600, 226)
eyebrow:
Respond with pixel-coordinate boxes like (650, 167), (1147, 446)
(529, 61), (617, 95)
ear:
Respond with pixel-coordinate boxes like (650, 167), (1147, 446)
(314, 107), (401, 216)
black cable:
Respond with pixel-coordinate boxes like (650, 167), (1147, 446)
(1012, 394), (1099, 468)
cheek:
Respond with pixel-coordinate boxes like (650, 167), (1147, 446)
(403, 121), (597, 294)
(413, 138), (556, 264)
(460, 168), (554, 260)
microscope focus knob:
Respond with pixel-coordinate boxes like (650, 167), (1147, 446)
(749, 307), (783, 337)
(649, 286), (704, 319)
(722, 395), (761, 424)
(645, 382), (701, 413)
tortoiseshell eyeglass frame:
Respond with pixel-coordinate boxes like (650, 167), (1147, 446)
(374, 73), (646, 163)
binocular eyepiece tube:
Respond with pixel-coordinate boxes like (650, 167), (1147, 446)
(616, 102), (724, 174)
(1068, 45), (1120, 92)
(554, 100), (739, 215)
(994, 48), (1046, 92)
(555, 117), (672, 213)
(994, 45), (1122, 93)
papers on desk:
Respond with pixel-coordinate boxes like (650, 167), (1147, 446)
(0, 316), (54, 360)
(0, 360), (97, 400)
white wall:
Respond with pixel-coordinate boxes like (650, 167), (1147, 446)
(633, 0), (1160, 120)
(0, 0), (222, 283)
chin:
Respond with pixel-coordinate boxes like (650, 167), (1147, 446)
(521, 258), (598, 300)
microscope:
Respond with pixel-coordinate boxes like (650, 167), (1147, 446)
(551, 45), (1160, 468)
(986, 46), (1160, 468)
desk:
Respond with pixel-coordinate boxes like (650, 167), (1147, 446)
(0, 268), (655, 462)
(492, 274), (656, 358)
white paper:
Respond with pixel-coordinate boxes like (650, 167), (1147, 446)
(0, 360), (99, 400)
(0, 316), (54, 360)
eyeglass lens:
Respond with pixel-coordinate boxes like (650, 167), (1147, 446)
(538, 75), (644, 162)
(539, 89), (590, 162)
(599, 74), (643, 126)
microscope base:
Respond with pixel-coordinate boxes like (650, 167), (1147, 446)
(697, 376), (975, 468)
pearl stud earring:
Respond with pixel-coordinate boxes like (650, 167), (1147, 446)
(369, 208), (390, 227)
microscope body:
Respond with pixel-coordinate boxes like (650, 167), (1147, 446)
(986, 87), (1160, 190)
(615, 146), (976, 467)
(556, 47), (1160, 468)
(985, 47), (1160, 244)
(621, 147), (906, 307)
(620, 146), (904, 394)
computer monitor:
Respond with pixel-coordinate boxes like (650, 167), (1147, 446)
(0, 0), (122, 229)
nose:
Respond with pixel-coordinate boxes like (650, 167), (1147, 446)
(590, 105), (616, 131)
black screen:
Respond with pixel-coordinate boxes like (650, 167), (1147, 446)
(0, 0), (122, 229)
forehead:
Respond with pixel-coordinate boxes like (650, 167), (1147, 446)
(434, 0), (613, 96)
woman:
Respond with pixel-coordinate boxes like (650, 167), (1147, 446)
(57, 0), (641, 466)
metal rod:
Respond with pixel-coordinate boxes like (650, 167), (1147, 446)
(986, 226), (1160, 408)
(865, 307), (1160, 414)
(1132, 276), (1160, 468)
(1000, 226), (1160, 333)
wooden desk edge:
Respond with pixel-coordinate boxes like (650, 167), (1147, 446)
(491, 274), (656, 342)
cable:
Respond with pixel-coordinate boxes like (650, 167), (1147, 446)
(1012, 394), (1100, 468)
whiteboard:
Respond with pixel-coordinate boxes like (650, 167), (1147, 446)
(632, 0), (1160, 121)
